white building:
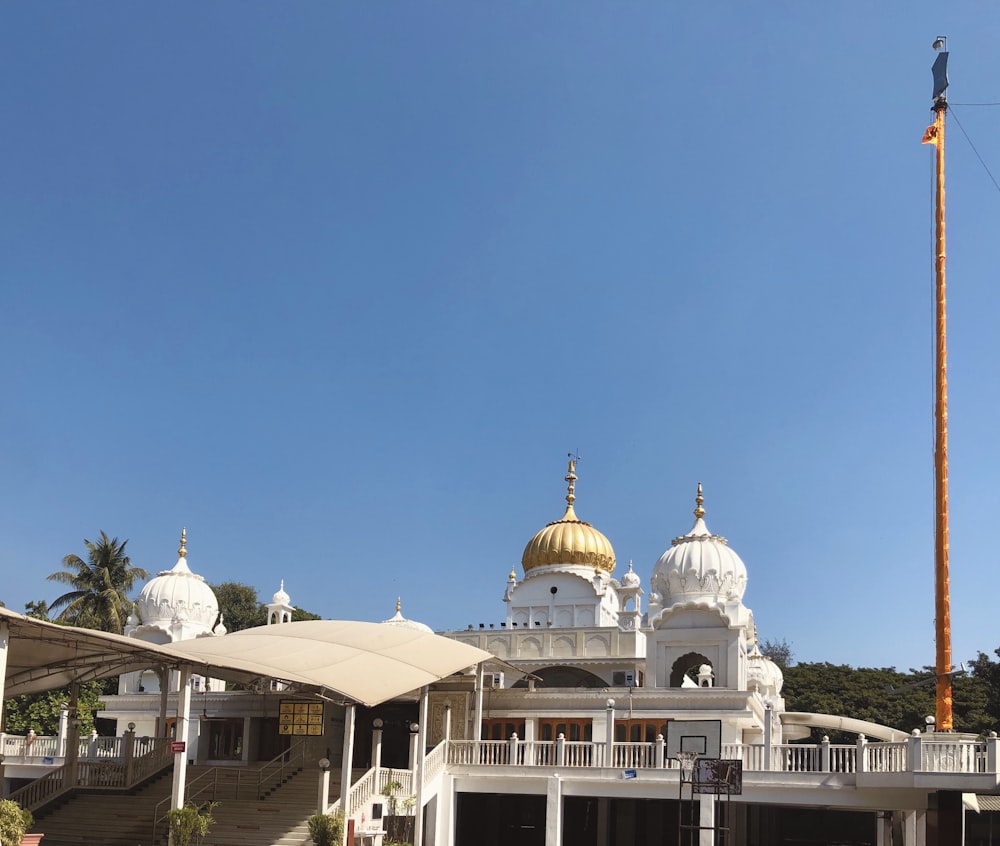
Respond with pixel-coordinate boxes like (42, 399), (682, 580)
(85, 461), (997, 845)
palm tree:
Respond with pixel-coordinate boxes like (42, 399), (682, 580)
(48, 532), (149, 634)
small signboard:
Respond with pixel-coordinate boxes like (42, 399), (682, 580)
(279, 700), (325, 736)
(42, 756), (54, 766)
(623, 769), (637, 780)
(170, 741), (186, 754)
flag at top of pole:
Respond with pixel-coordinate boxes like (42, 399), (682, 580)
(932, 36), (949, 103)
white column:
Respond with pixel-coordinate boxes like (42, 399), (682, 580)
(339, 705), (356, 830)
(0, 623), (8, 725)
(58, 707), (69, 757)
(0, 624), (8, 789)
(317, 759), (331, 815)
(544, 774), (562, 846)
(64, 683), (80, 787)
(170, 667), (193, 810)
(763, 703), (773, 771)
(473, 663), (484, 741)
(443, 705), (452, 743)
(604, 699), (615, 767)
(414, 686), (430, 846)
(372, 720), (384, 781)
(903, 809), (926, 846)
(157, 667), (169, 738)
(699, 795), (715, 846)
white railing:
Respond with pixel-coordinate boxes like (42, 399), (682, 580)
(8, 735), (174, 813)
(866, 741), (907, 773)
(423, 742), (447, 784)
(2, 734), (60, 760)
(609, 742), (656, 769)
(7, 769), (64, 811)
(446, 736), (989, 777)
(921, 740), (986, 773)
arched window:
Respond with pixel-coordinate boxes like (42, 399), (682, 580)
(669, 652), (712, 688)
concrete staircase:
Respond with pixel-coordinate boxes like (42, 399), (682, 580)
(30, 764), (331, 846)
(30, 770), (173, 846)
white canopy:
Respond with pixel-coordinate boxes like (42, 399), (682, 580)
(0, 608), (495, 706)
(163, 619), (493, 706)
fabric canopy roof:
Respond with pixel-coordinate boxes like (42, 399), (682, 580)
(0, 609), (495, 706)
(0, 607), (214, 696)
(163, 619), (492, 706)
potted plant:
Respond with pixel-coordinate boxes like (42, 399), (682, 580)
(0, 799), (34, 846)
(166, 801), (217, 846)
(381, 782), (414, 845)
(307, 811), (345, 846)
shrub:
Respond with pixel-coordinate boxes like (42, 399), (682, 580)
(307, 812), (345, 846)
(0, 799), (34, 846)
(166, 801), (217, 846)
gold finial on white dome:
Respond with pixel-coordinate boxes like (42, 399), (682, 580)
(565, 454), (578, 509)
(178, 527), (187, 558)
(396, 596), (402, 614)
(694, 483), (706, 519)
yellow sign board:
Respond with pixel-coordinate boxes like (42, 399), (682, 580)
(278, 700), (324, 736)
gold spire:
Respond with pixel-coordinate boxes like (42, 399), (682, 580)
(396, 596), (402, 614)
(694, 483), (705, 519)
(178, 527), (187, 558)
(565, 455), (577, 509)
(521, 455), (616, 573)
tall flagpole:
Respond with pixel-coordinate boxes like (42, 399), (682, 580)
(924, 38), (952, 731)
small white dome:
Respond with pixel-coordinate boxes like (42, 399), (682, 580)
(747, 644), (784, 695)
(135, 530), (219, 632)
(381, 598), (433, 633)
(621, 560), (641, 589)
(650, 485), (747, 608)
(271, 580), (291, 605)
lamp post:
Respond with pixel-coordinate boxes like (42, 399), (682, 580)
(317, 757), (331, 815)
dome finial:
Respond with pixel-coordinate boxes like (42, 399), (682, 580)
(396, 596), (402, 614)
(694, 483), (705, 519)
(565, 453), (578, 508)
(178, 527), (187, 558)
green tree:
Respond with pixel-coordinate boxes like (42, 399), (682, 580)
(781, 661), (993, 741)
(23, 600), (51, 621)
(2, 682), (107, 736)
(211, 582), (323, 631)
(47, 532), (149, 634)
(760, 638), (794, 669)
(211, 582), (266, 632)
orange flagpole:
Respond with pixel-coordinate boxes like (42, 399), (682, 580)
(928, 76), (952, 730)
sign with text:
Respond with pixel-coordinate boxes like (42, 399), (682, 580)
(279, 700), (325, 736)
(170, 741), (186, 754)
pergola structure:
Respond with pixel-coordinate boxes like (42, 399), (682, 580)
(0, 607), (495, 846)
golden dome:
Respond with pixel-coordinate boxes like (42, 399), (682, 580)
(521, 458), (616, 574)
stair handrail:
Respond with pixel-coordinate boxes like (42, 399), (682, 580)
(7, 767), (66, 812)
(151, 766), (220, 843)
(256, 738), (308, 800)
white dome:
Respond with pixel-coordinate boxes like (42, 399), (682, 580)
(650, 486), (747, 608)
(271, 580), (291, 605)
(381, 598), (433, 633)
(620, 560), (641, 589)
(747, 644), (784, 694)
(135, 531), (219, 631)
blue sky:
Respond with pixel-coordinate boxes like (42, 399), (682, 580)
(2, 3), (999, 673)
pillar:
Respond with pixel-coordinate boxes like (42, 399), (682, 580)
(339, 704), (356, 844)
(169, 668), (192, 810)
(544, 774), (562, 846)
(414, 687), (429, 846)
(699, 795), (715, 846)
(473, 663), (484, 741)
(317, 758), (331, 815)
